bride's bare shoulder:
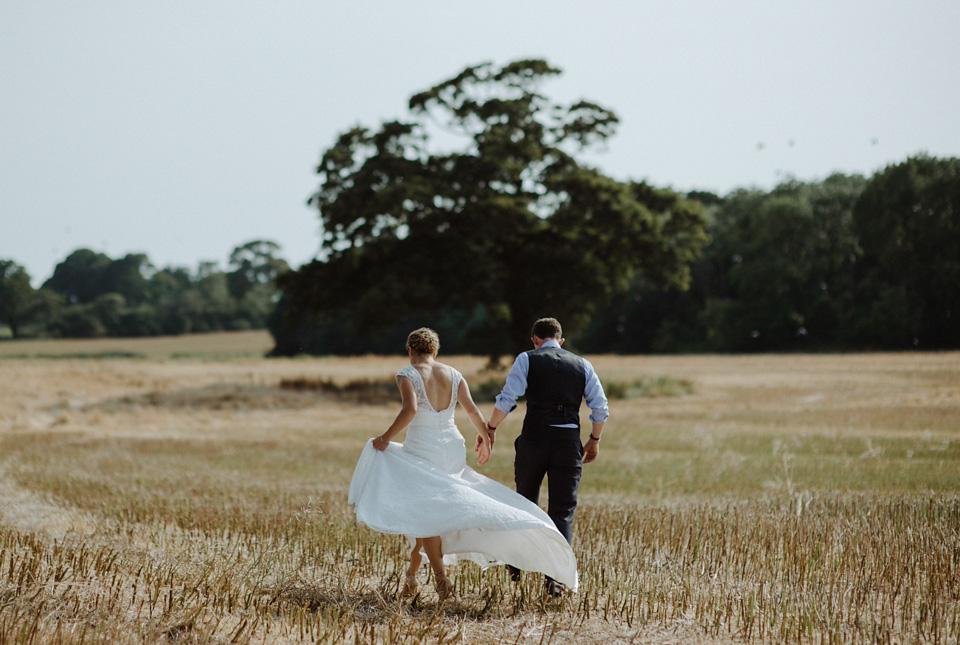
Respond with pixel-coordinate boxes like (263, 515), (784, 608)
(434, 362), (459, 377)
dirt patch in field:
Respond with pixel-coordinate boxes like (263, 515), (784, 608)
(89, 383), (324, 412)
(51, 379), (400, 415)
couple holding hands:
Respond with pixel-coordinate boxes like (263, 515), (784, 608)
(348, 318), (608, 599)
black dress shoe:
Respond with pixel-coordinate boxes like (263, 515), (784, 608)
(506, 565), (521, 582)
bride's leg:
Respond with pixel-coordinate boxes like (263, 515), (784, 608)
(401, 539), (423, 597)
(408, 539), (423, 574)
(421, 536), (454, 600)
(420, 537), (443, 577)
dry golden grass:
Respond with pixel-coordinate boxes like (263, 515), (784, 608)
(1, 332), (958, 643)
(0, 330), (275, 361)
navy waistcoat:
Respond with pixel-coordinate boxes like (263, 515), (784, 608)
(522, 346), (586, 431)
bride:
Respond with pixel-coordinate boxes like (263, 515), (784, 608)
(348, 328), (578, 600)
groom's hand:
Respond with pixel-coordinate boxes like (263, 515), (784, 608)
(583, 440), (599, 464)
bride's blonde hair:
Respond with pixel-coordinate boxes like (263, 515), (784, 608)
(406, 328), (440, 355)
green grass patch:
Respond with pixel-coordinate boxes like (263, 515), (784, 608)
(603, 376), (694, 399)
(469, 375), (694, 403)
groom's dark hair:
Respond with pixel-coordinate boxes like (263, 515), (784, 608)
(531, 318), (562, 340)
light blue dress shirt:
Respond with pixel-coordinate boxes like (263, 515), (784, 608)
(494, 340), (609, 427)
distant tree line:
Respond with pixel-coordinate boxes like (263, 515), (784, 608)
(3, 155), (956, 354)
(0, 240), (288, 339)
(269, 154), (959, 356)
(579, 154), (959, 353)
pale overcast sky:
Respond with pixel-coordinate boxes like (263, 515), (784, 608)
(3, 1), (959, 286)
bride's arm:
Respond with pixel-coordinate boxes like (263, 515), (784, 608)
(457, 378), (491, 465)
(373, 375), (417, 451)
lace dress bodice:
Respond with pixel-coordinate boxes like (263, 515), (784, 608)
(398, 364), (460, 414)
(396, 365), (466, 472)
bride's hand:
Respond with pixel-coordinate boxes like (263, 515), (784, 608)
(372, 435), (388, 451)
(476, 440), (490, 466)
(475, 433), (491, 466)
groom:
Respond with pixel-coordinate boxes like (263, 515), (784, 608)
(482, 317), (608, 594)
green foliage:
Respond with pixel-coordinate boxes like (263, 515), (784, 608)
(582, 172), (883, 353)
(602, 376), (694, 399)
(275, 59), (708, 357)
(850, 155), (960, 348)
(227, 239), (289, 301)
(48, 302), (108, 338)
(43, 248), (113, 304)
(267, 304), (491, 357)
(694, 175), (868, 351)
(0, 260), (45, 338)
(582, 158), (960, 353)
(4, 241), (287, 341)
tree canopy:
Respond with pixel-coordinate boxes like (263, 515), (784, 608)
(850, 155), (960, 347)
(274, 59), (708, 356)
(579, 157), (959, 354)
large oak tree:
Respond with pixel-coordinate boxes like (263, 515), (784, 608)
(275, 59), (707, 356)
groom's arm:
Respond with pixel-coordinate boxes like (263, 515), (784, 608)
(582, 421), (604, 464)
(482, 353), (529, 448)
(486, 407), (509, 446)
(582, 358), (609, 425)
(582, 358), (609, 464)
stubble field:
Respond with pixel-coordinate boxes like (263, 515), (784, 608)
(1, 331), (958, 644)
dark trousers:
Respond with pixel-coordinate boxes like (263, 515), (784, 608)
(514, 427), (583, 545)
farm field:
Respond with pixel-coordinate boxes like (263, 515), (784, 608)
(1, 331), (958, 643)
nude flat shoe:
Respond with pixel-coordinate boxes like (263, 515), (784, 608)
(401, 573), (419, 598)
(435, 574), (455, 601)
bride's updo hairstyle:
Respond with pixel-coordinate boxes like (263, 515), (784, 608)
(406, 327), (440, 356)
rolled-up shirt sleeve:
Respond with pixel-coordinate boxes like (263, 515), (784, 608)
(494, 352), (529, 414)
(583, 358), (609, 424)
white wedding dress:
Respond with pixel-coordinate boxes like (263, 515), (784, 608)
(348, 365), (578, 590)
